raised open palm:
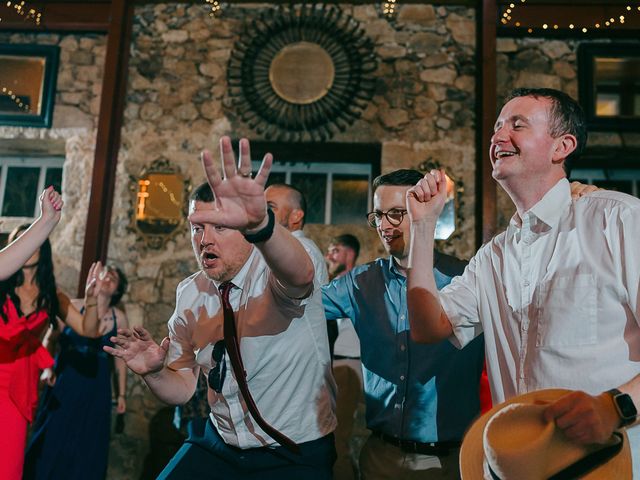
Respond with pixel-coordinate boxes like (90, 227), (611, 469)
(104, 326), (168, 376)
(189, 136), (272, 232)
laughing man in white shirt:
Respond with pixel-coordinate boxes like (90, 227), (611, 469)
(405, 88), (640, 476)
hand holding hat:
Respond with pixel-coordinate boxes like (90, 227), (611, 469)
(543, 390), (621, 446)
(460, 389), (631, 480)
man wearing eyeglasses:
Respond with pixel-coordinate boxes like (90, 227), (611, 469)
(106, 137), (337, 479)
(322, 169), (486, 479)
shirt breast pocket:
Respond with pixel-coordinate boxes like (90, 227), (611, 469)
(536, 273), (597, 347)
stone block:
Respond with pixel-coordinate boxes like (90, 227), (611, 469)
(162, 30), (189, 43)
(409, 32), (445, 52)
(140, 102), (163, 121)
(422, 53), (451, 68)
(553, 61), (576, 80)
(59, 36), (79, 51)
(397, 5), (436, 26)
(540, 40), (572, 60)
(377, 45), (407, 60)
(414, 96), (438, 119)
(496, 38), (518, 53)
(199, 62), (223, 79)
(379, 107), (409, 129)
(52, 105), (93, 129)
(446, 13), (475, 47)
(513, 72), (561, 90)
(419, 66), (457, 85)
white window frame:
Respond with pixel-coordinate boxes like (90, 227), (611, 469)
(253, 160), (373, 224)
(0, 156), (64, 218)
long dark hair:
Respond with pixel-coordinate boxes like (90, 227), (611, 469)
(0, 224), (60, 326)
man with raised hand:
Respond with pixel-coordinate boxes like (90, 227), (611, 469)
(322, 169), (485, 479)
(106, 137), (336, 479)
(406, 88), (640, 476)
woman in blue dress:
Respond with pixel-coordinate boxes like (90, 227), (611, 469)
(24, 266), (129, 480)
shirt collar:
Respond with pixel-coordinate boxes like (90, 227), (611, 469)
(510, 178), (571, 230)
(291, 230), (305, 239)
(388, 256), (406, 278)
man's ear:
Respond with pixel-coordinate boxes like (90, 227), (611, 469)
(552, 134), (577, 164)
(290, 208), (304, 228)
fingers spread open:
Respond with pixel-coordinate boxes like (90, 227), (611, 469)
(238, 138), (253, 177)
(254, 152), (273, 188)
(202, 149), (222, 192)
(219, 136), (237, 180)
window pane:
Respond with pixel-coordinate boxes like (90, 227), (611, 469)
(2, 167), (39, 217)
(598, 180), (633, 195)
(290, 173), (326, 224)
(44, 167), (63, 194)
(265, 172), (287, 188)
(331, 175), (369, 225)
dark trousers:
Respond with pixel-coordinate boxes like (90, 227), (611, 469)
(157, 418), (336, 480)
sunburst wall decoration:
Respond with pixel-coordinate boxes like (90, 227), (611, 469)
(227, 3), (378, 142)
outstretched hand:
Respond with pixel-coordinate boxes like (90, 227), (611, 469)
(84, 261), (106, 299)
(406, 169), (449, 224)
(39, 186), (63, 225)
(188, 136), (273, 232)
(104, 326), (169, 377)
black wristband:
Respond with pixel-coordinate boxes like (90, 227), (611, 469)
(243, 208), (275, 243)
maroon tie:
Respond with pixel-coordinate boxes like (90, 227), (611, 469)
(218, 282), (300, 454)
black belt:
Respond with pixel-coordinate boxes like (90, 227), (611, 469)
(333, 355), (360, 360)
(372, 430), (460, 456)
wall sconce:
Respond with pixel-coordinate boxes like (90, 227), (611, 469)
(131, 158), (191, 249)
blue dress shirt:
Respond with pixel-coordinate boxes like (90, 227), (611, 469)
(322, 254), (485, 443)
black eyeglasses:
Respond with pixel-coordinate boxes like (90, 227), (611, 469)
(366, 209), (407, 228)
(207, 340), (227, 393)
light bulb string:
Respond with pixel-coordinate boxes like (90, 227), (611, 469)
(501, 1), (640, 34)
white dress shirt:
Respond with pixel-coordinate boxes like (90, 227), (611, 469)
(292, 229), (329, 286)
(440, 179), (640, 468)
(166, 248), (337, 448)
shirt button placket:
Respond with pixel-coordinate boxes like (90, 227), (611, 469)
(518, 215), (533, 393)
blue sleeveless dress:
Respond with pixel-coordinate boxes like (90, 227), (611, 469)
(24, 310), (118, 480)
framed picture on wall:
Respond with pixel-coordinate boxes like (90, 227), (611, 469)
(578, 42), (640, 131)
(0, 44), (59, 128)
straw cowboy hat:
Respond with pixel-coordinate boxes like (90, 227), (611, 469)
(460, 388), (631, 479)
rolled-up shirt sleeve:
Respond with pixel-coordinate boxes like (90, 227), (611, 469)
(322, 274), (356, 323)
(166, 280), (197, 371)
(439, 255), (484, 350)
(612, 203), (640, 327)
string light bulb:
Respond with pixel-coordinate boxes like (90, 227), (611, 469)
(379, 0), (399, 21)
(0, 85), (30, 112)
(1, 0), (42, 25)
(500, 0), (639, 33)
(204, 0), (226, 19)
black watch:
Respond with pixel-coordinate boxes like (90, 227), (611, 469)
(608, 388), (637, 428)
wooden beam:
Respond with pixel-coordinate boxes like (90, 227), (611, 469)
(0, 3), (110, 32)
(77, 0), (133, 296)
(477, 0), (498, 246)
